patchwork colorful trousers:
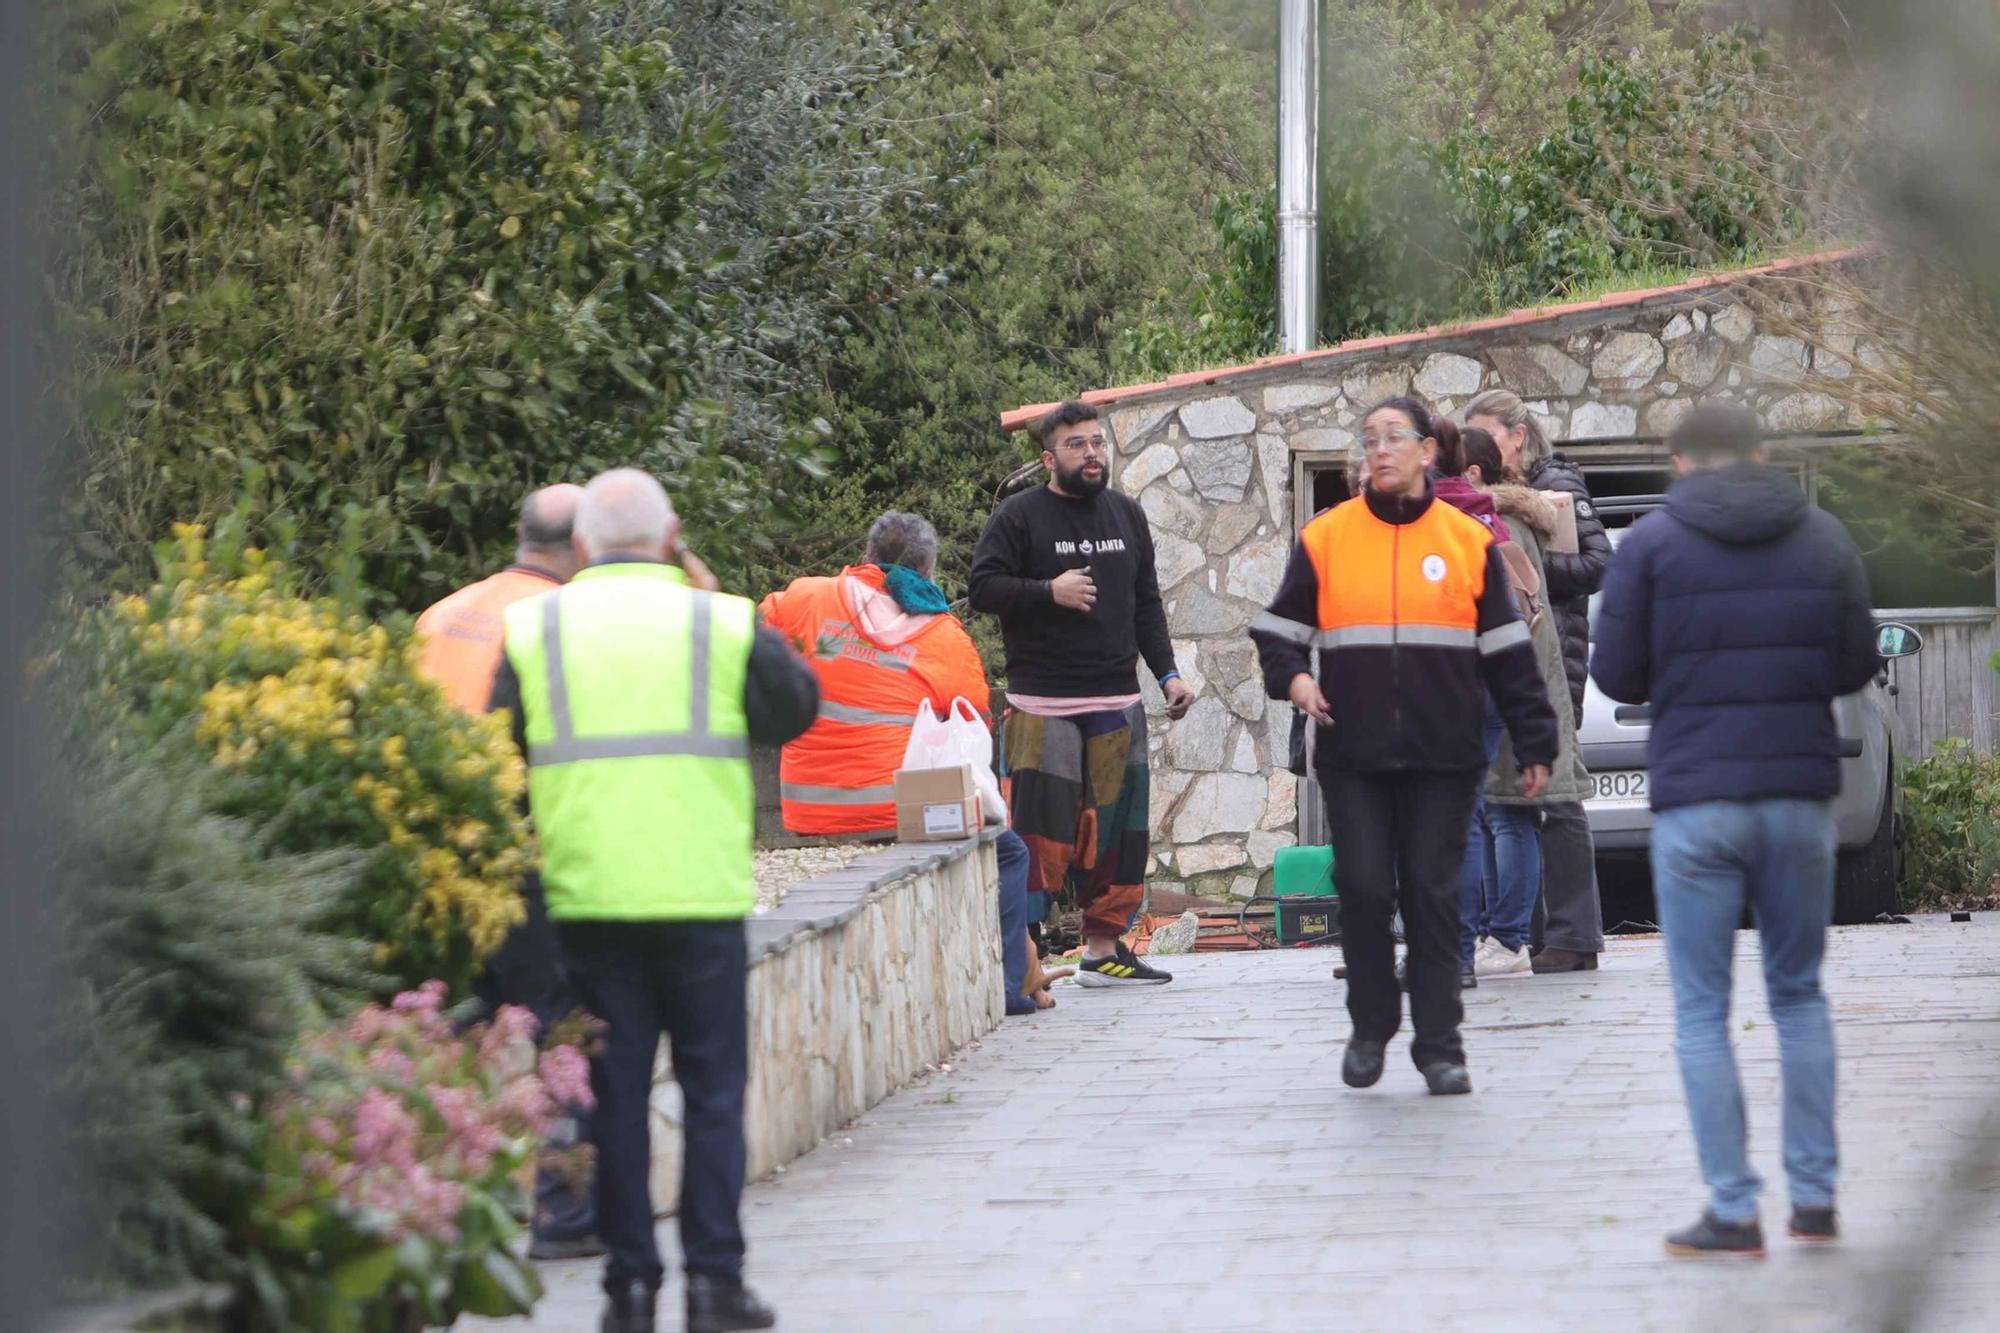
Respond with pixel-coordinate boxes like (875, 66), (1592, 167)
(1001, 702), (1151, 940)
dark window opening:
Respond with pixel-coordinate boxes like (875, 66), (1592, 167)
(1309, 465), (1353, 517)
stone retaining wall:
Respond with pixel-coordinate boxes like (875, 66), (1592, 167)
(1107, 270), (1877, 901)
(649, 832), (1003, 1207)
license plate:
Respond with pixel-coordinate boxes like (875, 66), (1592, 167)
(1588, 769), (1648, 804)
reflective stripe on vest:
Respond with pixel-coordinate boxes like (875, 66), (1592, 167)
(781, 780), (898, 805)
(504, 565), (756, 922)
(815, 700), (919, 728)
(529, 593), (750, 768)
(1251, 610), (1478, 651)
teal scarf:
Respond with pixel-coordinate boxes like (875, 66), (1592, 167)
(879, 563), (949, 615)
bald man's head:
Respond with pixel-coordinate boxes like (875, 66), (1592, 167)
(515, 482), (584, 580)
(575, 469), (680, 564)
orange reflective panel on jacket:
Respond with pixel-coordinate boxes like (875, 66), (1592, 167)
(415, 566), (564, 712)
(1302, 498), (1491, 644)
(758, 565), (990, 836)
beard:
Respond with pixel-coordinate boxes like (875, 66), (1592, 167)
(1053, 458), (1108, 496)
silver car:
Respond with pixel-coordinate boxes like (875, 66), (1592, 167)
(1577, 498), (1925, 924)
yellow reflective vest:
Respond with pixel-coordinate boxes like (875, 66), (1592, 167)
(502, 563), (757, 921)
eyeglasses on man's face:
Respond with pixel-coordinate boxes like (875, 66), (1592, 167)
(1053, 435), (1107, 455)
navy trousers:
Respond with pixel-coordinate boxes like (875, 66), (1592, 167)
(556, 919), (749, 1293)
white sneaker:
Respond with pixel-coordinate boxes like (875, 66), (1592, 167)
(1474, 940), (1532, 978)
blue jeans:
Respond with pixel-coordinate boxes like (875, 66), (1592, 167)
(996, 829), (1032, 1012)
(1477, 806), (1542, 958)
(1653, 799), (1838, 1223)
(1459, 708), (1538, 966)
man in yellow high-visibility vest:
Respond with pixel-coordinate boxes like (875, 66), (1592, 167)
(490, 469), (818, 1333)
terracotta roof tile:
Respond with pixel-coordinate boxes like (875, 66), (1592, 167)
(998, 248), (1867, 433)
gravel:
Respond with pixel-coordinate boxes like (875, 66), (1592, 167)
(752, 843), (877, 913)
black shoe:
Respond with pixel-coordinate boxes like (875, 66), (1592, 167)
(1075, 940), (1172, 988)
(1460, 969), (1477, 991)
(530, 1232), (607, 1262)
(1530, 947), (1598, 974)
(1341, 1039), (1386, 1088)
(601, 1280), (657, 1333)
(1420, 1062), (1472, 1096)
(686, 1275), (777, 1333)
(1665, 1211), (1766, 1259)
(1789, 1205), (1838, 1245)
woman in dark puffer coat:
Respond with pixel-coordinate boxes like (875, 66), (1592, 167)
(1464, 389), (1611, 725)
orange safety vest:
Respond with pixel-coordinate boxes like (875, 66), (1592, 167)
(758, 567), (990, 835)
(414, 565), (564, 713)
(1302, 500), (1493, 648)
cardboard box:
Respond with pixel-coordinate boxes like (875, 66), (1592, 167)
(894, 764), (980, 843)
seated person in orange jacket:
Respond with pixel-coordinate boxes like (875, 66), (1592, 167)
(760, 512), (1040, 1016)
(758, 512), (992, 835)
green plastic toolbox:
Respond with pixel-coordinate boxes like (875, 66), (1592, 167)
(1270, 844), (1338, 945)
(1272, 844), (1335, 898)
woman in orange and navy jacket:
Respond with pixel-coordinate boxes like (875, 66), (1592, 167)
(1250, 396), (1557, 1098)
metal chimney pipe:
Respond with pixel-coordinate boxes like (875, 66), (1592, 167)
(1277, 0), (1321, 355)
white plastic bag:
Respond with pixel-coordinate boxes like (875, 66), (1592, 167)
(903, 697), (1009, 826)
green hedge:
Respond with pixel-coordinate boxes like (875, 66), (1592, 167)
(51, 0), (734, 609)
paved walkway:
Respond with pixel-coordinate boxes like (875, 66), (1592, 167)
(491, 918), (2000, 1331)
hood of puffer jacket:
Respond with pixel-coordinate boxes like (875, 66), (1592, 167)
(1665, 463), (1810, 545)
(1489, 483), (1558, 536)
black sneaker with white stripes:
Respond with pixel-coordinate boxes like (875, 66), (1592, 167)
(1075, 941), (1173, 988)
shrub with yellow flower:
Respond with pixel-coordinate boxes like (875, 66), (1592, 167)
(77, 526), (528, 994)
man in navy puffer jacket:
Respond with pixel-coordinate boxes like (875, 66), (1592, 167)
(1591, 401), (1882, 1261)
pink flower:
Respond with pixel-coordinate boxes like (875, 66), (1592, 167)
(538, 1045), (596, 1112)
(478, 1008), (539, 1079)
(490, 1004), (538, 1044)
(493, 1074), (556, 1137)
(367, 1046), (416, 1081)
(391, 980), (449, 1016)
(351, 1088), (420, 1171)
(308, 1117), (342, 1147)
(428, 1083), (506, 1176)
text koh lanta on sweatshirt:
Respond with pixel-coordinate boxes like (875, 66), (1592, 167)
(967, 484), (1179, 697)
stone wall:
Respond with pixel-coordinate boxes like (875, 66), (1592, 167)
(649, 834), (1003, 1208)
(1110, 276), (1876, 901)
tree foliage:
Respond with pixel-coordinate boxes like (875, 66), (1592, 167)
(775, 0), (1274, 594)
(601, 0), (922, 565)
(1121, 5), (1838, 373)
(50, 0), (734, 609)
(69, 525), (533, 994)
(51, 737), (373, 1292)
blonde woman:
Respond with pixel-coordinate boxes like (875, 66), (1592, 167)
(1463, 390), (1609, 974)
(1463, 389), (1612, 724)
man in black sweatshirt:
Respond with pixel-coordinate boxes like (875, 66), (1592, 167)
(968, 400), (1194, 988)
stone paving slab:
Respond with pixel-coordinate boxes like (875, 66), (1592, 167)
(481, 917), (2000, 1332)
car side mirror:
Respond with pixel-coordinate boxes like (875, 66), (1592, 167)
(1876, 621), (1924, 660)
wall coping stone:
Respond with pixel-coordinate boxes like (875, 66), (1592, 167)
(747, 828), (1003, 962)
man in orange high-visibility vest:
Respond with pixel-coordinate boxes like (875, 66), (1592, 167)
(416, 484), (586, 712)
